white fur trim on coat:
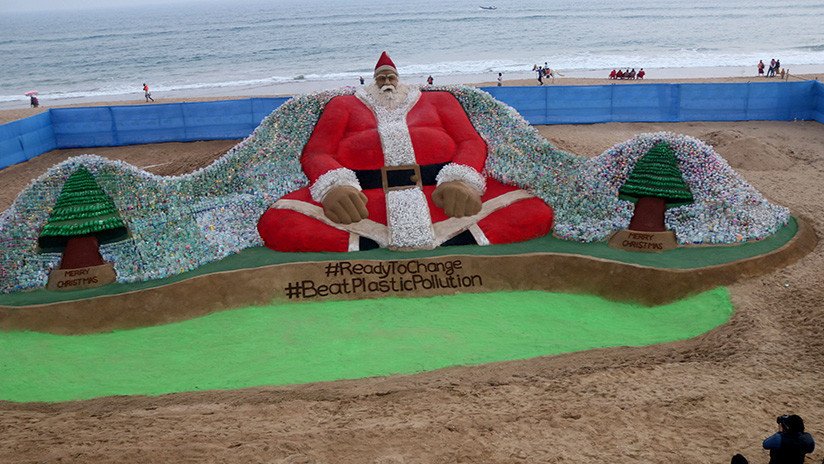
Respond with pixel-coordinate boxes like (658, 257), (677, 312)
(436, 162), (487, 195)
(309, 167), (361, 203)
(355, 86), (421, 166)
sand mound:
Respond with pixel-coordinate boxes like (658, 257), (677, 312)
(0, 140), (238, 212)
(701, 129), (795, 170)
(552, 132), (790, 243)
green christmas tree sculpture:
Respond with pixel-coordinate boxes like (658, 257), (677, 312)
(39, 166), (128, 270)
(618, 142), (694, 231)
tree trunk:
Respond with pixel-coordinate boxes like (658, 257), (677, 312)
(628, 197), (667, 232)
(59, 236), (105, 270)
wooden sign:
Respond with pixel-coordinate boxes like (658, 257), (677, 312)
(47, 263), (116, 291)
(608, 229), (678, 253)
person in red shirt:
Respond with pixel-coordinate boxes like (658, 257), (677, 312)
(608, 69), (617, 79)
(616, 69), (624, 79)
(142, 83), (154, 102)
(637, 68), (645, 79)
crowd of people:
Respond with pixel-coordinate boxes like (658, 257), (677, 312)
(608, 68), (645, 80)
(757, 58), (789, 79)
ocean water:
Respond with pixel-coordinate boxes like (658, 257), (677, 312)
(1, 0), (823, 104)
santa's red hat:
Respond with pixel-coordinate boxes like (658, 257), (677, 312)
(374, 51), (398, 77)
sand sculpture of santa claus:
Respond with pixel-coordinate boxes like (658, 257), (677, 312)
(257, 52), (554, 252)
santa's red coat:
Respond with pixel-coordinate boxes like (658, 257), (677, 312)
(258, 89), (553, 252)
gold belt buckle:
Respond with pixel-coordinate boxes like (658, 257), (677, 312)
(381, 164), (422, 191)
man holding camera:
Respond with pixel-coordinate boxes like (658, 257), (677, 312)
(762, 414), (815, 464)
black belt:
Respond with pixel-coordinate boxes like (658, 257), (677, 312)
(355, 162), (448, 191)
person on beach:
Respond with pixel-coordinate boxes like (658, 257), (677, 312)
(775, 59), (781, 76)
(731, 414), (815, 464)
(359, 76), (365, 85)
(768, 59), (776, 77)
(763, 415), (815, 463)
(637, 68), (645, 79)
(143, 83), (154, 102)
(497, 72), (503, 86)
(609, 69), (617, 79)
(537, 67), (544, 85)
(29, 95), (39, 108)
(256, 51), (554, 252)
(616, 69), (624, 79)
(758, 60), (765, 76)
(427, 75), (434, 85)
(628, 68), (636, 79)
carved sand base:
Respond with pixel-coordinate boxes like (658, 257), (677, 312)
(1, 216), (816, 335)
(46, 263), (116, 291)
(608, 229), (678, 253)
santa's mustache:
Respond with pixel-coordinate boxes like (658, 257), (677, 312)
(380, 84), (396, 93)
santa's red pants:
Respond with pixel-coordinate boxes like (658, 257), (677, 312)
(258, 179), (553, 252)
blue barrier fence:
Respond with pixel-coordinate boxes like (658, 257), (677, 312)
(2, 82), (823, 170)
(50, 97), (289, 148)
(482, 81), (821, 124)
(0, 112), (57, 169)
(814, 81), (824, 122)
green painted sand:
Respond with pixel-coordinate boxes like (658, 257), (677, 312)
(0, 288), (732, 403)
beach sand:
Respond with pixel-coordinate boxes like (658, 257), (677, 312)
(1, 80), (823, 463)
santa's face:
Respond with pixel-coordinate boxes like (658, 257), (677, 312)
(374, 71), (399, 92)
(366, 69), (408, 110)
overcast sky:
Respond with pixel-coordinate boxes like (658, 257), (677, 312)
(1, 0), (222, 13)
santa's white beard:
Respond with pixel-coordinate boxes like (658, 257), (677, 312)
(365, 82), (410, 110)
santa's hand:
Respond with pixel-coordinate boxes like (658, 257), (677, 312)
(322, 186), (369, 224)
(432, 181), (482, 218)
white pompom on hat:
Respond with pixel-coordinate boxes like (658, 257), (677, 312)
(374, 51), (398, 77)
